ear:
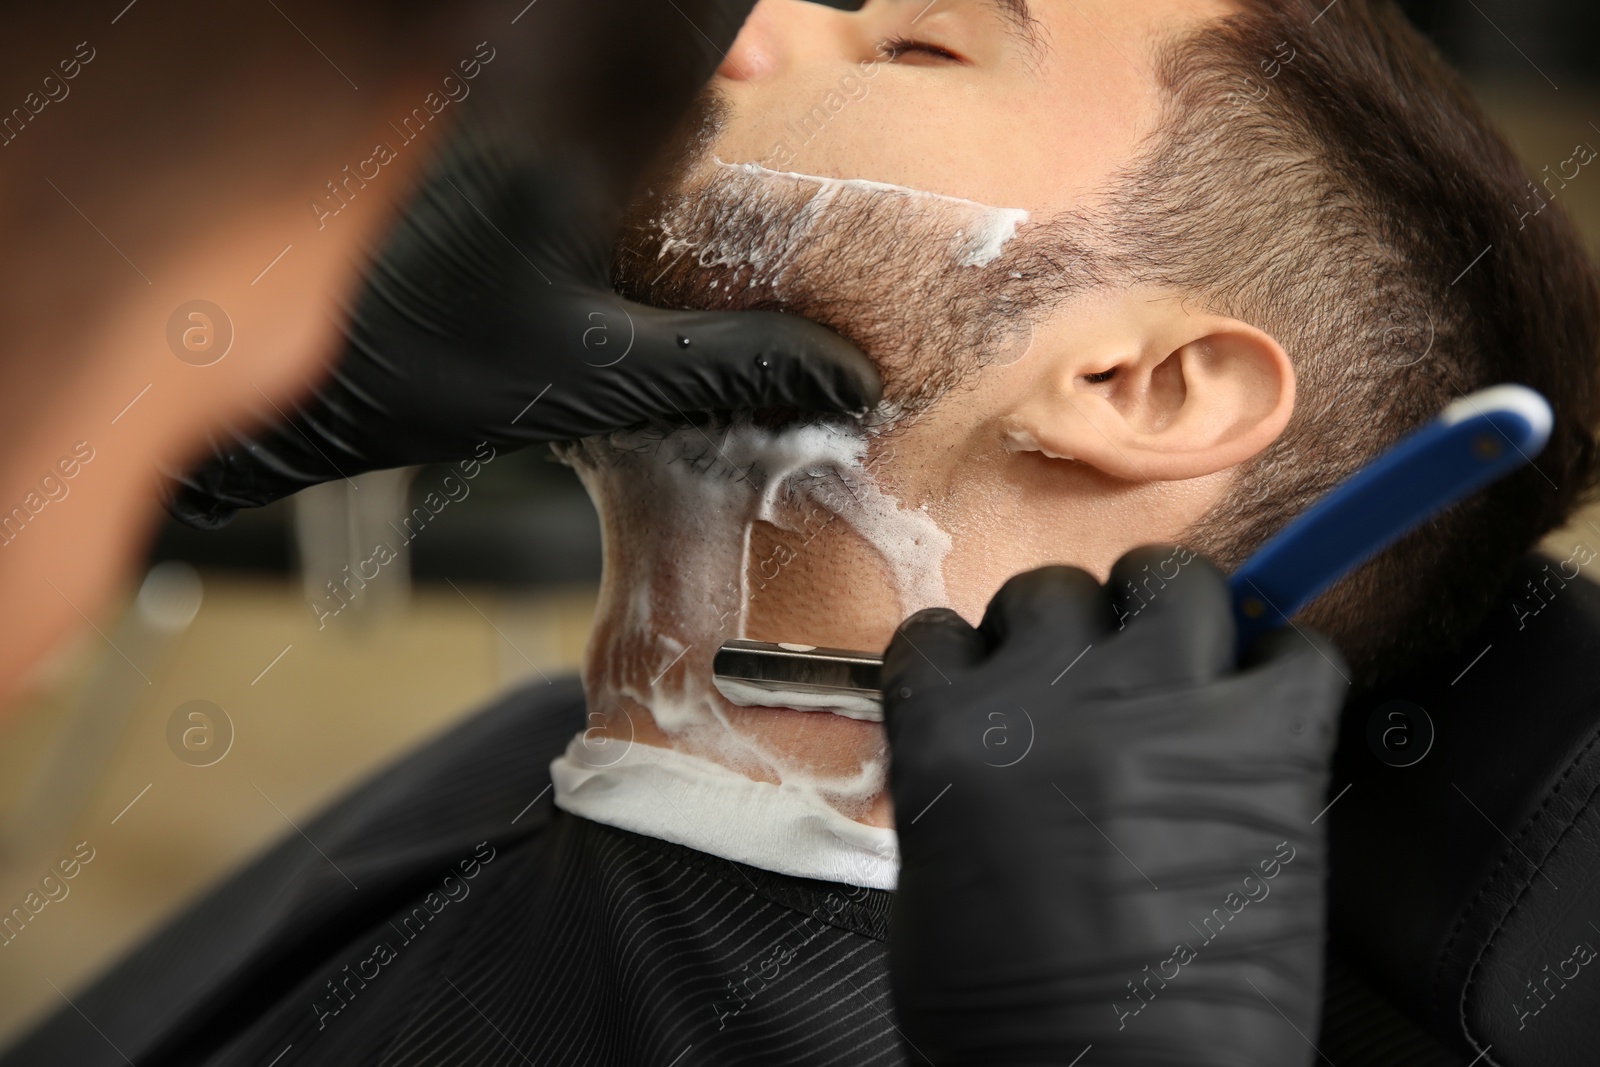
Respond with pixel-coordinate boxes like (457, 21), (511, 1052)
(1003, 293), (1294, 482)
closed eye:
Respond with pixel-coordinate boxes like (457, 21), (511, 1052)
(877, 35), (965, 64)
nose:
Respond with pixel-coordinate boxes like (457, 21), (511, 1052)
(717, 0), (849, 82)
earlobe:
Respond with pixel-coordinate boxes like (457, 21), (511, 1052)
(1005, 300), (1294, 484)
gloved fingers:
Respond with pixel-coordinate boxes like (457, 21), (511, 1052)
(161, 411), (354, 530)
(162, 460), (245, 530)
(882, 607), (985, 701)
(1105, 545), (1234, 687)
(590, 304), (883, 422)
(976, 565), (1109, 673)
(496, 0), (757, 198)
(882, 608), (985, 807)
(392, 138), (613, 294)
(1239, 624), (1350, 729)
(1241, 622), (1328, 669)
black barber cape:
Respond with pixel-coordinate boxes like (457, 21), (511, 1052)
(3, 677), (908, 1067)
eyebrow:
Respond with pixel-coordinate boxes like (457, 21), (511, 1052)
(982, 0), (1046, 55)
(903, 0), (1047, 64)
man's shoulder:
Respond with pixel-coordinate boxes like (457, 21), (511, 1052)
(1, 674), (587, 1067)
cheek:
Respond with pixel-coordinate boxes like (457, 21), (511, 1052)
(927, 477), (1042, 623)
(887, 398), (1098, 616)
(714, 75), (990, 189)
(758, 79), (1048, 209)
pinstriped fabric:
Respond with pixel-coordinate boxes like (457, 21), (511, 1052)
(3, 675), (910, 1067)
(194, 811), (911, 1066)
(333, 812), (911, 1067)
(1316, 959), (1465, 1067)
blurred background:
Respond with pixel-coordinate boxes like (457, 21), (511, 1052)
(1, 0), (1598, 1047)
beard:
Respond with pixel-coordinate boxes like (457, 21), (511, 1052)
(565, 95), (1117, 821)
(610, 92), (1107, 420)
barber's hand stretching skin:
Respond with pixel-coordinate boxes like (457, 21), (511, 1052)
(883, 547), (1347, 1066)
(165, 0), (880, 528)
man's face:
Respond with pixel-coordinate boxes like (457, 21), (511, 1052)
(615, 0), (1238, 635)
(587, 0), (1260, 820)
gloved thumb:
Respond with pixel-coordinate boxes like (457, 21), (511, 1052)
(882, 607), (985, 800)
(882, 607), (983, 706)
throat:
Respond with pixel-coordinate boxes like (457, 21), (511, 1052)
(558, 416), (951, 826)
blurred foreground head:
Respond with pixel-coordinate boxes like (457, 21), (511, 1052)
(0, 0), (732, 713)
(0, 2), (477, 712)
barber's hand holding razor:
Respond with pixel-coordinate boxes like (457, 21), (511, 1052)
(883, 547), (1346, 1066)
(165, 0), (879, 529)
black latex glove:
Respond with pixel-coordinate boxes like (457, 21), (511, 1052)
(884, 547), (1348, 1066)
(166, 0), (880, 529)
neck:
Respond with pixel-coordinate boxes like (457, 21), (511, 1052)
(562, 417), (951, 828)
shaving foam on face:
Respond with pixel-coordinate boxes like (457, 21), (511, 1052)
(559, 417), (951, 823)
(654, 160), (1029, 290)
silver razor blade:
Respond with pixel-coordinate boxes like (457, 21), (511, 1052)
(711, 640), (885, 721)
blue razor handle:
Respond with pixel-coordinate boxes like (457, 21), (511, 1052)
(1228, 383), (1553, 650)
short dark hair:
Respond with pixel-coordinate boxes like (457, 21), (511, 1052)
(1113, 0), (1600, 683)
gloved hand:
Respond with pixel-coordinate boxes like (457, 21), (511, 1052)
(165, 0), (880, 529)
(883, 547), (1348, 1066)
